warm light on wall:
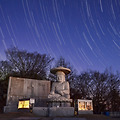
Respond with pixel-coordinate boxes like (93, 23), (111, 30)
(78, 100), (93, 111)
(18, 100), (30, 109)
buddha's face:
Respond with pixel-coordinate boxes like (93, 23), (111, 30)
(57, 74), (65, 82)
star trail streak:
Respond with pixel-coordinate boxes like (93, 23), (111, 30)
(0, 0), (120, 73)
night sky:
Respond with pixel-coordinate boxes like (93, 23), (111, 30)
(0, 0), (120, 74)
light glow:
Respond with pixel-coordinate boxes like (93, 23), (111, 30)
(78, 100), (93, 111)
(18, 100), (30, 109)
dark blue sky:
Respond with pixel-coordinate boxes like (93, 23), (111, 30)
(0, 0), (120, 73)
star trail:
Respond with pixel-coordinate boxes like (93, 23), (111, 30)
(0, 0), (120, 73)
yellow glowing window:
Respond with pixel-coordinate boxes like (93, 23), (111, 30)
(86, 102), (93, 110)
(18, 100), (30, 109)
(78, 102), (86, 110)
(78, 101), (93, 111)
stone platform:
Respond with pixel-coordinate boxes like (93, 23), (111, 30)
(33, 107), (74, 117)
(33, 107), (48, 116)
(4, 105), (18, 113)
(48, 99), (72, 107)
(78, 110), (93, 114)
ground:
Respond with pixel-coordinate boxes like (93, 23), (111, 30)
(0, 112), (119, 120)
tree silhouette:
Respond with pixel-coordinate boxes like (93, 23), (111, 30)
(0, 47), (54, 80)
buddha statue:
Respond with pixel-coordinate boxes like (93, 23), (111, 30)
(48, 67), (71, 102)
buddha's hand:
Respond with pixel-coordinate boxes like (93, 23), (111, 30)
(58, 91), (64, 96)
(50, 91), (54, 95)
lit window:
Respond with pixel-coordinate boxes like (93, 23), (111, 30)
(18, 100), (30, 109)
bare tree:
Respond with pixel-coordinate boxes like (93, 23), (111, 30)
(0, 47), (54, 80)
(0, 61), (12, 81)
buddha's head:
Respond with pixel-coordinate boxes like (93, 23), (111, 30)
(56, 71), (65, 82)
(50, 66), (71, 82)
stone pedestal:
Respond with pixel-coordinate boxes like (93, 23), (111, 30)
(48, 101), (71, 107)
(49, 107), (74, 117)
(33, 107), (74, 117)
(48, 99), (72, 107)
(33, 107), (48, 116)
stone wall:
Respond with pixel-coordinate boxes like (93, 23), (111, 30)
(6, 77), (50, 107)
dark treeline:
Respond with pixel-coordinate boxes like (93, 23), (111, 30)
(0, 47), (120, 113)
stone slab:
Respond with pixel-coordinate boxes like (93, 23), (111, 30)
(4, 106), (18, 113)
(78, 110), (93, 114)
(49, 107), (74, 117)
(33, 107), (48, 116)
(7, 77), (50, 106)
(4, 77), (50, 113)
